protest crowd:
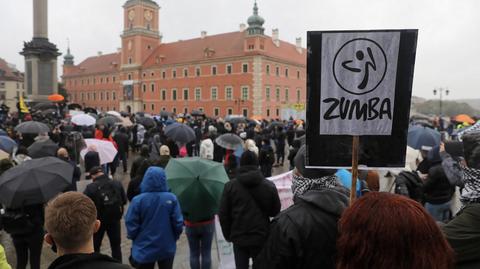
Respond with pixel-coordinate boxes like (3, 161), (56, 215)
(0, 98), (479, 269)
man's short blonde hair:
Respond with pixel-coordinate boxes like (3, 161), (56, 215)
(45, 192), (97, 250)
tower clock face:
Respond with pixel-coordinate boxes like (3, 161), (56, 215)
(144, 10), (153, 21)
(128, 10), (135, 21)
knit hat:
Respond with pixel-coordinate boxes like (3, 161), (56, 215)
(160, 145), (170, 156)
(294, 145), (336, 179)
(240, 150), (259, 166)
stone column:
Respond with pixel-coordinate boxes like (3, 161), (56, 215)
(33, 0), (48, 39)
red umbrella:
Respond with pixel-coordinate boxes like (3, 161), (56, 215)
(48, 94), (64, 102)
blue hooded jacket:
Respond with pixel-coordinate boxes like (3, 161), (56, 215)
(125, 167), (183, 263)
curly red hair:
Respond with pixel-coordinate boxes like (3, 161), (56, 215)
(337, 192), (454, 269)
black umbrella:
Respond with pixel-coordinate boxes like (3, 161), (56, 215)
(225, 116), (247, 124)
(84, 107), (97, 114)
(136, 117), (156, 128)
(27, 139), (59, 158)
(41, 109), (57, 116)
(67, 103), (82, 110)
(97, 116), (121, 127)
(0, 157), (73, 208)
(0, 136), (17, 153)
(120, 111), (129, 117)
(268, 121), (285, 129)
(15, 121), (50, 134)
(215, 133), (243, 150)
(191, 110), (205, 117)
(164, 123), (196, 143)
(32, 103), (56, 111)
(160, 111), (172, 118)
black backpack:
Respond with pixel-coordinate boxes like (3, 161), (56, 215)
(1, 208), (34, 235)
(94, 181), (123, 222)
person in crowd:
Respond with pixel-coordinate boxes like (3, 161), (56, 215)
(0, 244), (11, 269)
(336, 192), (454, 269)
(84, 166), (127, 262)
(244, 139), (259, 156)
(127, 159), (151, 202)
(423, 147), (455, 222)
(200, 138), (214, 160)
(219, 151), (281, 269)
(443, 132), (480, 268)
(154, 145), (171, 168)
(57, 147), (81, 191)
(44, 192), (130, 269)
(258, 139), (274, 177)
(274, 126), (286, 167)
(125, 167), (183, 269)
(254, 145), (349, 269)
(130, 145), (150, 180)
(224, 149), (238, 179)
(84, 145), (100, 180)
(114, 127), (129, 173)
(287, 139), (301, 170)
(4, 201), (45, 269)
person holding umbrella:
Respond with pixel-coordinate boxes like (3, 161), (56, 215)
(219, 151), (281, 269)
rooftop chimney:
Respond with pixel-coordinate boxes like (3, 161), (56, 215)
(201, 31), (207, 39)
(239, 23), (246, 32)
(272, 29), (280, 47)
(296, 37), (303, 53)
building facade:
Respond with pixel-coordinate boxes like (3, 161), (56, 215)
(0, 58), (25, 110)
(63, 0), (306, 119)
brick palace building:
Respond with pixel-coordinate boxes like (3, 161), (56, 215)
(62, 0), (306, 119)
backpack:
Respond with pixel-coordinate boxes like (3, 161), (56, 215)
(94, 181), (123, 222)
(1, 208), (34, 235)
(394, 171), (424, 203)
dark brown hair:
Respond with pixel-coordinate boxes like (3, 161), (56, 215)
(45, 192), (97, 251)
(337, 192), (454, 269)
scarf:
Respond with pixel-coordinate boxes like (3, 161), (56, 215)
(460, 166), (480, 204)
(292, 173), (341, 197)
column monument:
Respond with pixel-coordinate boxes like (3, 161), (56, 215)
(20, 0), (60, 102)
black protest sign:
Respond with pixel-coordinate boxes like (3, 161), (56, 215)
(306, 30), (418, 168)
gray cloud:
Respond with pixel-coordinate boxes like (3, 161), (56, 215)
(1, 0), (479, 100)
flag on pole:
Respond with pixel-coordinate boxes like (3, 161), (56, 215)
(19, 95), (29, 114)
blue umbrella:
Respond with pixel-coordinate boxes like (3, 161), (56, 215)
(0, 129), (7, 136)
(0, 136), (17, 153)
(407, 125), (440, 150)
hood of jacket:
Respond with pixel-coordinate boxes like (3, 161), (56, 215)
(296, 187), (349, 217)
(140, 166), (168, 193)
(236, 165), (264, 188)
(48, 253), (125, 269)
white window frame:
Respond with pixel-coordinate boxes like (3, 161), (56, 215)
(211, 87), (218, 100)
(225, 86), (233, 100)
(241, 86), (249, 100)
(195, 88), (201, 101)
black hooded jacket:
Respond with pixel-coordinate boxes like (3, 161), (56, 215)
(48, 253), (131, 269)
(254, 188), (349, 269)
(219, 165), (281, 247)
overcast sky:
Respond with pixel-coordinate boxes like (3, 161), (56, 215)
(1, 0), (479, 100)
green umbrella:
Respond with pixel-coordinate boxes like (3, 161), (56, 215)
(165, 157), (229, 222)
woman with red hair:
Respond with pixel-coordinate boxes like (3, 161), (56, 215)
(337, 192), (454, 269)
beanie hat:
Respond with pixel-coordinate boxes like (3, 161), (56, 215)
(294, 145), (336, 179)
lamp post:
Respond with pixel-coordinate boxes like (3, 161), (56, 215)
(433, 87), (449, 116)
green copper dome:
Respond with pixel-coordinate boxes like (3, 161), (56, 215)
(247, 1), (265, 35)
(63, 47), (74, 65)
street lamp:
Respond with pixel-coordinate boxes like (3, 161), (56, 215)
(433, 87), (449, 116)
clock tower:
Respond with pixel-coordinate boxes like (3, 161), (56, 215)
(121, 0), (161, 66)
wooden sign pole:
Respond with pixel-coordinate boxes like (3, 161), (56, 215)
(350, 136), (360, 205)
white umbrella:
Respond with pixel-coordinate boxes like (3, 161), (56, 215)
(80, 139), (118, 165)
(107, 111), (122, 118)
(119, 117), (133, 127)
(71, 114), (96, 126)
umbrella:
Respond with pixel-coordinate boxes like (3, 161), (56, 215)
(0, 150), (9, 160)
(119, 117), (133, 127)
(71, 114), (96, 126)
(215, 133), (243, 150)
(0, 136), (17, 153)
(80, 139), (118, 164)
(407, 125), (441, 150)
(160, 111), (172, 118)
(0, 129), (7, 136)
(454, 114), (475, 125)
(225, 116), (247, 124)
(0, 157), (73, 208)
(67, 103), (82, 110)
(88, 113), (99, 120)
(136, 117), (156, 128)
(191, 110), (205, 117)
(164, 123), (195, 144)
(97, 116), (122, 127)
(27, 139), (59, 158)
(166, 157), (229, 222)
(41, 109), (57, 116)
(32, 103), (56, 111)
(268, 121), (285, 129)
(15, 121), (50, 134)
(107, 111), (122, 118)
(120, 111), (129, 117)
(84, 107), (97, 114)
(48, 94), (65, 102)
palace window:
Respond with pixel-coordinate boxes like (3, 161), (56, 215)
(266, 87), (270, 101)
(172, 89), (177, 100)
(276, 87), (280, 101)
(211, 87), (218, 100)
(241, 87), (249, 100)
(225, 87), (233, 100)
(195, 88), (201, 101)
(226, 64), (232, 74)
(212, 66), (217, 76)
(285, 88), (289, 101)
(266, 65), (270, 75)
(242, 63), (248, 73)
(184, 68), (188, 77)
(183, 88), (189, 100)
(196, 67), (201, 77)
(161, 89), (166, 100)
(151, 83), (155, 93)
